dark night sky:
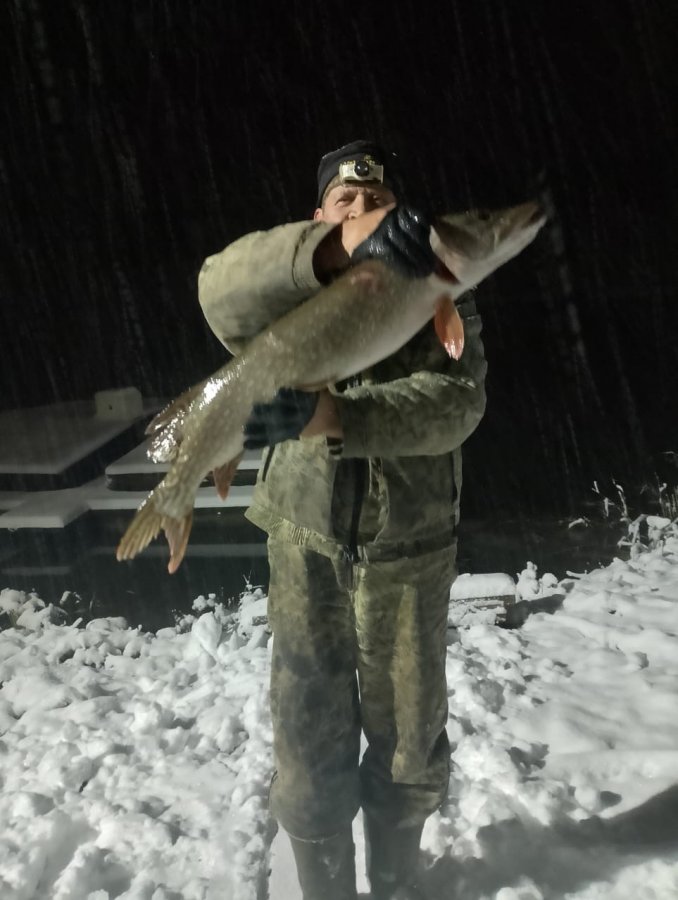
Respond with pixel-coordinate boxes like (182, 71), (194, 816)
(2, 0), (678, 516)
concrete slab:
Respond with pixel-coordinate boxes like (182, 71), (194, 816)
(0, 399), (160, 475)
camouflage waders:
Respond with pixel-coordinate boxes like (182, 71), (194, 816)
(198, 211), (486, 892)
(267, 537), (454, 840)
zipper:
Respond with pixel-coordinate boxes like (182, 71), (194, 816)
(346, 458), (367, 564)
(337, 374), (367, 572)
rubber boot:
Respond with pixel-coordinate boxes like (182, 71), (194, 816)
(289, 827), (358, 900)
(364, 813), (427, 900)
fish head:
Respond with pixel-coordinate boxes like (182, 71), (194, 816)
(432, 201), (547, 296)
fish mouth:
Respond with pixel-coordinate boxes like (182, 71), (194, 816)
(510, 200), (547, 230)
(500, 202), (547, 248)
(528, 202), (545, 225)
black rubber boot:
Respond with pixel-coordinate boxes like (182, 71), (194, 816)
(364, 813), (427, 900)
(289, 827), (358, 900)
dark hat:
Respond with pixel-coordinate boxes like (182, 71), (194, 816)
(316, 140), (399, 207)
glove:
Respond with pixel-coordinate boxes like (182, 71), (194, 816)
(243, 387), (318, 450)
(351, 205), (436, 279)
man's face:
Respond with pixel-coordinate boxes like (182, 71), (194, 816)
(314, 182), (396, 224)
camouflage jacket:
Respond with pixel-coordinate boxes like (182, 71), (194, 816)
(198, 219), (487, 562)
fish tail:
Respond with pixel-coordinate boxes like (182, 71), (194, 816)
(164, 510), (193, 574)
(116, 496), (194, 574)
(116, 497), (164, 562)
(212, 452), (243, 501)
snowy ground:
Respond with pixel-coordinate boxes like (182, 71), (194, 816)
(1, 517), (677, 900)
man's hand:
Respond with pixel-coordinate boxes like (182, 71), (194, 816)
(352, 206), (436, 279)
(340, 205), (396, 255)
(243, 388), (319, 450)
(300, 389), (342, 440)
(313, 206), (395, 282)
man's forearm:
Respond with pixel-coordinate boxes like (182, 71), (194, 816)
(198, 221), (334, 350)
(336, 373), (487, 458)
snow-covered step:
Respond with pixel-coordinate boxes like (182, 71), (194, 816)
(450, 572), (517, 603)
(0, 488), (90, 529)
(0, 491), (26, 511)
(0, 397), (159, 477)
(0, 477), (255, 529)
(449, 572), (517, 627)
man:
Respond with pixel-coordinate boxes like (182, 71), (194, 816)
(198, 141), (487, 899)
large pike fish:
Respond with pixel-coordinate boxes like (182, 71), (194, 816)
(117, 202), (545, 572)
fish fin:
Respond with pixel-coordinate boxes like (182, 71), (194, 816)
(145, 379), (206, 436)
(148, 428), (180, 464)
(116, 497), (164, 562)
(212, 453), (243, 501)
(434, 295), (465, 360)
(164, 511), (194, 574)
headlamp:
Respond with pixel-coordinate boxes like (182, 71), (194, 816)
(338, 157), (384, 185)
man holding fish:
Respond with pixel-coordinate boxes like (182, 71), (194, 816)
(197, 141), (491, 899)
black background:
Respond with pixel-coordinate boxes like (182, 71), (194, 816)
(2, 0), (678, 517)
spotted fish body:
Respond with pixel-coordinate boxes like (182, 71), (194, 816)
(117, 202), (545, 571)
